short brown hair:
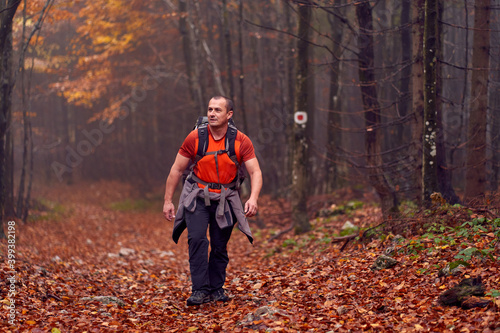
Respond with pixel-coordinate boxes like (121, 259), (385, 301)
(211, 96), (234, 112)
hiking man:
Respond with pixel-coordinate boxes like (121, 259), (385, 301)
(163, 96), (262, 306)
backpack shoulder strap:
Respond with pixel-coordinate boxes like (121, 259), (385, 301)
(226, 122), (239, 167)
(195, 121), (209, 163)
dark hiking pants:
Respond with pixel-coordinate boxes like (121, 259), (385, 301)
(185, 197), (234, 294)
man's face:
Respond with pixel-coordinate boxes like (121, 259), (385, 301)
(207, 98), (232, 128)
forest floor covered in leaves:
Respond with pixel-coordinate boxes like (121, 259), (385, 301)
(1, 181), (500, 332)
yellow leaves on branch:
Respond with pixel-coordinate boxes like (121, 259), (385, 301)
(42, 0), (168, 109)
(15, 0), (75, 26)
(76, 0), (158, 56)
(51, 68), (111, 108)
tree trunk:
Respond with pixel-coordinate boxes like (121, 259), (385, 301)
(490, 12), (500, 191)
(237, 0), (248, 134)
(435, 0), (460, 204)
(270, 0), (289, 197)
(4, 75), (14, 217)
(355, 1), (398, 216)
(422, 0), (439, 206)
(0, 0), (21, 234)
(411, 0), (425, 204)
(286, 1), (296, 196)
(324, 0), (344, 193)
(398, 0), (411, 145)
(465, 0), (491, 201)
(222, 0), (234, 101)
(22, 119), (33, 222)
(202, 40), (226, 97)
(16, 1), (29, 218)
(291, 0), (312, 234)
(179, 0), (204, 116)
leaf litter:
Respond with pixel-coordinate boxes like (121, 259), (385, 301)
(1, 181), (499, 332)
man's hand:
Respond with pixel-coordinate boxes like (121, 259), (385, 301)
(244, 198), (258, 217)
(162, 153), (191, 221)
(163, 201), (175, 221)
(243, 157), (262, 218)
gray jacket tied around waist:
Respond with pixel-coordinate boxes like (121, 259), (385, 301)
(172, 180), (253, 244)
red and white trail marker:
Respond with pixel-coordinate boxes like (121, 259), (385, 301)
(294, 111), (307, 125)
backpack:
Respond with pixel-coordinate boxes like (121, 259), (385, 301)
(183, 116), (246, 190)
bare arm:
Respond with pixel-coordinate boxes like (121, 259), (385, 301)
(243, 157), (262, 217)
(163, 153), (191, 221)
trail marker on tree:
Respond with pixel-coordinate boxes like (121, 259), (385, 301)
(294, 111), (307, 125)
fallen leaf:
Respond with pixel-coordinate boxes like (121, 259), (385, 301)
(252, 282), (263, 289)
(324, 300), (334, 307)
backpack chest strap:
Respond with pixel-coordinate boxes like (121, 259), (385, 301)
(205, 148), (229, 184)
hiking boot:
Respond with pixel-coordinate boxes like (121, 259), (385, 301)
(211, 289), (230, 302)
(186, 291), (210, 306)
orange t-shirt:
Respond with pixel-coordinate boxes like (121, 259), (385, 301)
(179, 126), (256, 189)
